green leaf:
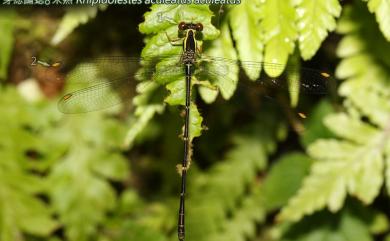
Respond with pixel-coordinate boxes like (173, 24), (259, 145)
(260, 0), (297, 76)
(206, 187), (266, 241)
(46, 113), (129, 241)
(279, 2), (390, 223)
(296, 0), (341, 60)
(336, 2), (390, 67)
(279, 114), (385, 221)
(387, 144), (390, 196)
(165, 79), (185, 106)
(203, 22), (238, 100)
(92, 152), (130, 181)
(229, 1), (263, 79)
(100, 220), (168, 241)
(189, 103), (203, 140)
(117, 190), (143, 214)
(123, 105), (165, 148)
(0, 9), (15, 80)
(336, 34), (365, 58)
(366, 0), (390, 41)
(281, 205), (373, 241)
(262, 152), (312, 211)
(51, 6), (107, 45)
(198, 84), (219, 104)
(0, 87), (59, 240)
(287, 51), (301, 106)
(186, 116), (280, 241)
(187, 138), (267, 241)
(124, 81), (165, 149)
(0, 172), (59, 239)
(300, 100), (335, 148)
(368, 211), (389, 234)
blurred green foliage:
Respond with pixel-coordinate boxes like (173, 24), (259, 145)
(278, 0), (390, 223)
(0, 10), (15, 80)
(51, 6), (107, 45)
(1, 1), (390, 241)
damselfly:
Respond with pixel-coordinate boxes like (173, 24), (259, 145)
(55, 22), (332, 241)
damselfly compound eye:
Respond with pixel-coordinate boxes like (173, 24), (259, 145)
(195, 23), (203, 31)
(179, 22), (187, 30)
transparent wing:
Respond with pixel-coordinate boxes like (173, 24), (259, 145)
(199, 54), (332, 94)
(57, 53), (332, 113)
(58, 77), (134, 114)
(58, 57), (185, 114)
(64, 55), (183, 85)
(195, 60), (238, 99)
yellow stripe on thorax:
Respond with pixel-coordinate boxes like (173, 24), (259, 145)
(183, 29), (197, 51)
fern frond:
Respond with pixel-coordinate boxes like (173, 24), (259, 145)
(262, 152), (312, 211)
(46, 112), (129, 241)
(123, 81), (165, 148)
(0, 88), (59, 240)
(260, 0), (297, 76)
(185, 117), (280, 241)
(279, 2), (390, 222)
(202, 21), (238, 101)
(205, 187), (265, 241)
(229, 0), (263, 79)
(366, 0), (390, 41)
(0, 9), (15, 80)
(51, 6), (107, 45)
(280, 202), (374, 241)
(296, 0), (341, 60)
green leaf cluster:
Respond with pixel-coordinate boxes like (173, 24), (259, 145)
(0, 86), (131, 241)
(186, 116), (280, 241)
(279, 0), (390, 226)
(0, 87), (58, 241)
(0, 9), (16, 80)
(226, 0), (341, 76)
(3, 2), (390, 241)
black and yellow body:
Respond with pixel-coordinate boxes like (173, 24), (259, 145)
(172, 22), (203, 241)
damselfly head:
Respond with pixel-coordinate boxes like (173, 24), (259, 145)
(178, 22), (203, 32)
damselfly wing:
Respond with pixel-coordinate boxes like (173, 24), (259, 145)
(55, 54), (332, 114)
